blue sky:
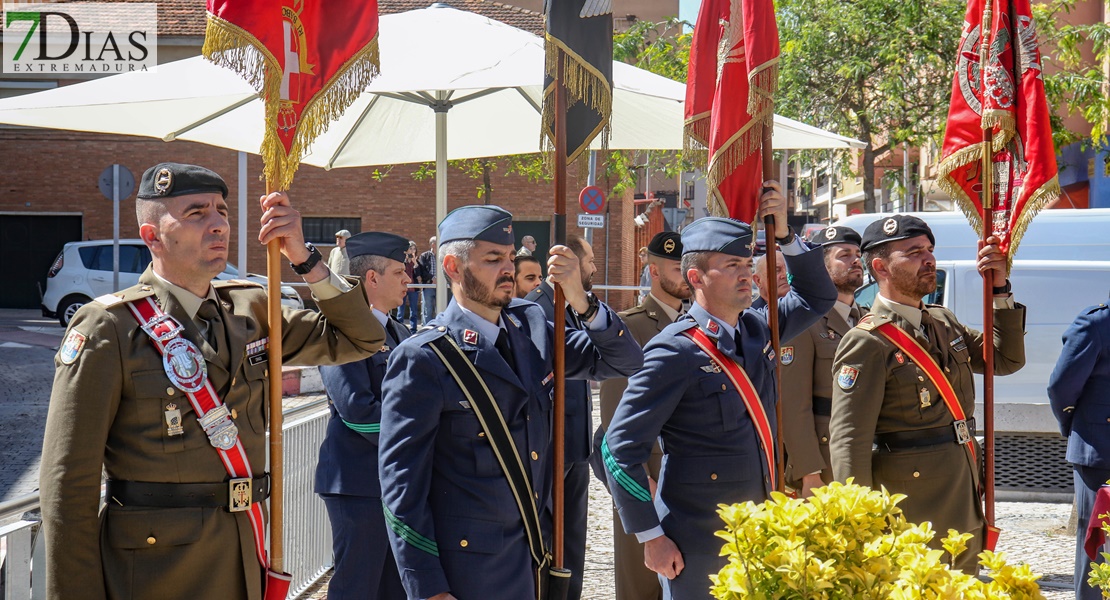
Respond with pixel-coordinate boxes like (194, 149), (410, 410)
(679, 0), (702, 25)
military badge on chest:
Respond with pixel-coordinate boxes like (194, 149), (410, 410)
(246, 337), (269, 365)
(780, 346), (794, 365)
(164, 403), (184, 436)
(164, 337), (207, 393)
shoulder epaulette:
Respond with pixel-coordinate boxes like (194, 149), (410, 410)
(94, 293), (124, 307)
(412, 324), (449, 345)
(214, 278), (263, 289)
(618, 304), (647, 318)
(1087, 303), (1109, 315)
(855, 313), (882, 332)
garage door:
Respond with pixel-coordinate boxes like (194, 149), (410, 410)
(0, 214), (82, 309)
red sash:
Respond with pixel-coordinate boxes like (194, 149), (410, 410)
(871, 319), (1000, 550)
(683, 327), (777, 492)
(871, 321), (975, 463)
(127, 296), (268, 568)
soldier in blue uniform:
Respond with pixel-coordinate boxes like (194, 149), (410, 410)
(378, 205), (643, 600)
(524, 233), (603, 600)
(1049, 298), (1110, 600)
(602, 183), (837, 600)
(315, 231), (414, 599)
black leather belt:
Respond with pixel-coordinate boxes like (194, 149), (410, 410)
(813, 396), (832, 417)
(106, 475), (270, 511)
(875, 419), (976, 451)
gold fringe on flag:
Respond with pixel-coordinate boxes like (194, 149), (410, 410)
(683, 115), (711, 170)
(704, 104), (771, 217)
(541, 35), (612, 172)
(204, 14), (380, 191)
(746, 60), (778, 123)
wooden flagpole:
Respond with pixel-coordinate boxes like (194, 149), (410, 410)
(760, 125), (785, 493)
(265, 187), (286, 576)
(552, 57), (568, 571)
(979, 0), (997, 526)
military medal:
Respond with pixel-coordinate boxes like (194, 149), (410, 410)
(919, 388), (932, 408)
(163, 337), (206, 393)
(198, 405), (239, 450)
(164, 403), (184, 436)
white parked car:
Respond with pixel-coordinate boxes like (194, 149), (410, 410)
(43, 239), (305, 327)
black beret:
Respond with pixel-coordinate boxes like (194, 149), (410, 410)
(807, 225), (862, 248)
(647, 231), (682, 259)
(346, 231), (408, 263)
(137, 162), (228, 199)
(439, 205), (514, 245)
(860, 215), (936, 252)
(680, 217), (754, 257)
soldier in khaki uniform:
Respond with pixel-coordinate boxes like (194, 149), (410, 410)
(780, 226), (864, 496)
(829, 215), (1025, 572)
(595, 231), (689, 600)
(40, 163), (385, 600)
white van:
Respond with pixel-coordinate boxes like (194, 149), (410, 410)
(833, 208), (1110, 263)
(853, 258), (1110, 500)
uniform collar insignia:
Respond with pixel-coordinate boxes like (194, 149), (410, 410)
(463, 329), (479, 345)
(706, 319), (720, 335)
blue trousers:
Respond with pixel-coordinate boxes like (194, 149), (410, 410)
(321, 494), (405, 600)
(421, 287), (436, 325)
(564, 460), (590, 600)
(403, 290), (420, 330)
(1075, 466), (1110, 600)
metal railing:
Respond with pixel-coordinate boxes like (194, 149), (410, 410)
(0, 398), (332, 600)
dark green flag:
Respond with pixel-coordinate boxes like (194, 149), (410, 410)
(541, 0), (613, 163)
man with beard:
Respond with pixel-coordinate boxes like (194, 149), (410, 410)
(514, 254), (543, 298)
(41, 163), (384, 600)
(595, 230), (690, 600)
(378, 206), (642, 600)
(780, 226), (864, 497)
(525, 234), (634, 600)
(315, 232), (413, 599)
(829, 215), (1025, 572)
(603, 182), (837, 599)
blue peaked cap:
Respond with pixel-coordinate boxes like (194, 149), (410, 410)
(439, 205), (515, 245)
(346, 231), (409, 263)
(680, 217), (754, 257)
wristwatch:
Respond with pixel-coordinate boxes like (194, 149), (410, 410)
(290, 243), (323, 275)
(992, 279), (1012, 295)
(573, 292), (600, 322)
(775, 226), (796, 245)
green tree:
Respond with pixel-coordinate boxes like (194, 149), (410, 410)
(776, 0), (966, 212)
(1033, 0), (1110, 149)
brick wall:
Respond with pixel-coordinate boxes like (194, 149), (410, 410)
(0, 130), (640, 305)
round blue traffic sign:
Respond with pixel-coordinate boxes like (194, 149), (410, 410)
(579, 186), (606, 214)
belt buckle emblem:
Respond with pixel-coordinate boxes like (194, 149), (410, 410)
(142, 314), (184, 342)
(228, 478), (252, 512)
(952, 419), (972, 445)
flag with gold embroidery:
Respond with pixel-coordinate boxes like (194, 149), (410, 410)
(541, 0), (613, 163)
(203, 0), (380, 190)
(688, 0), (779, 221)
(937, 0), (1059, 267)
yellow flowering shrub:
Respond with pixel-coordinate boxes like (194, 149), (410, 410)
(710, 480), (1045, 599)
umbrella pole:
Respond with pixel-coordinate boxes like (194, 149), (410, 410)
(265, 191), (286, 577)
(979, 0), (996, 529)
(760, 124), (785, 494)
(552, 58), (568, 574)
(435, 90), (449, 314)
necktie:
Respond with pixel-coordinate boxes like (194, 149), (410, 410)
(920, 311), (947, 367)
(848, 305), (862, 327)
(386, 319), (401, 345)
(197, 299), (227, 362)
(495, 328), (517, 373)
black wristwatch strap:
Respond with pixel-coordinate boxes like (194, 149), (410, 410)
(775, 226), (796, 245)
(574, 292), (600, 322)
(992, 279), (1011, 295)
(291, 243), (322, 275)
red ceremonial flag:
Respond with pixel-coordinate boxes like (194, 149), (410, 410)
(937, 0), (1059, 265)
(694, 0), (780, 221)
(203, 0), (380, 190)
(683, 0), (724, 155)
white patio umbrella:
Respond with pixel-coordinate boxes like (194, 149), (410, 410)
(0, 4), (864, 303)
